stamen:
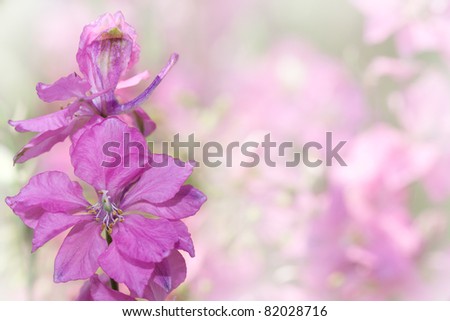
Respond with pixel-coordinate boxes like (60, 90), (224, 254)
(87, 189), (124, 233)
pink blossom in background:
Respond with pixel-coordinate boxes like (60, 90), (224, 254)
(391, 71), (450, 201)
(364, 57), (420, 85)
(306, 125), (434, 299)
(221, 41), (367, 144)
(183, 40), (369, 300)
(306, 186), (423, 300)
(351, 0), (450, 57)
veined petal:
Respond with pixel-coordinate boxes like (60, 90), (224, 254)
(5, 171), (89, 228)
(78, 274), (135, 301)
(124, 185), (206, 221)
(69, 115), (104, 153)
(54, 220), (106, 282)
(32, 213), (91, 252)
(71, 117), (147, 200)
(77, 11), (139, 94)
(13, 116), (87, 164)
(9, 108), (71, 133)
(121, 155), (193, 208)
(114, 214), (178, 264)
(141, 250), (186, 301)
(99, 242), (154, 298)
(36, 73), (91, 103)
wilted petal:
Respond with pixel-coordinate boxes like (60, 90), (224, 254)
(121, 156), (193, 208)
(124, 185), (206, 221)
(36, 73), (91, 103)
(71, 118), (147, 200)
(115, 214), (178, 264)
(32, 213), (91, 252)
(5, 171), (89, 228)
(54, 220), (106, 282)
(78, 274), (135, 301)
(99, 242), (154, 297)
(142, 250), (186, 301)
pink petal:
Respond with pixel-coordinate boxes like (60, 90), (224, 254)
(36, 73), (91, 103)
(69, 115), (104, 152)
(142, 250), (186, 301)
(77, 11), (139, 94)
(5, 171), (89, 228)
(77, 278), (94, 301)
(124, 185), (206, 220)
(9, 109), (71, 133)
(116, 107), (156, 137)
(171, 220), (195, 257)
(99, 242), (154, 297)
(78, 274), (135, 301)
(32, 213), (91, 252)
(121, 155), (193, 208)
(131, 107), (156, 136)
(71, 118), (147, 200)
(12, 116), (88, 164)
(116, 70), (150, 89)
(54, 220), (106, 282)
(114, 214), (178, 264)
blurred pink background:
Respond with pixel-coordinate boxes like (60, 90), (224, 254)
(1, 0), (450, 300)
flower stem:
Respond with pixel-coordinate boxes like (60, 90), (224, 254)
(106, 232), (119, 291)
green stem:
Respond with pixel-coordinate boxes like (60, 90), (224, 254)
(106, 232), (119, 291)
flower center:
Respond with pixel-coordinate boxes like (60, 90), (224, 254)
(88, 190), (124, 233)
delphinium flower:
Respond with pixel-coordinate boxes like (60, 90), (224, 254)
(6, 117), (206, 300)
(9, 11), (178, 164)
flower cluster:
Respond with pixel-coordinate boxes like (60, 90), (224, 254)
(5, 12), (206, 300)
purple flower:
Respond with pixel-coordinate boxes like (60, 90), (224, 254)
(6, 118), (206, 299)
(9, 11), (178, 164)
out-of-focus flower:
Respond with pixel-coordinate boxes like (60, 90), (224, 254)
(9, 11), (177, 163)
(351, 0), (450, 57)
(306, 124), (435, 299)
(222, 41), (367, 144)
(364, 57), (420, 85)
(390, 70), (450, 201)
(184, 40), (367, 299)
(6, 118), (206, 299)
(307, 186), (422, 299)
